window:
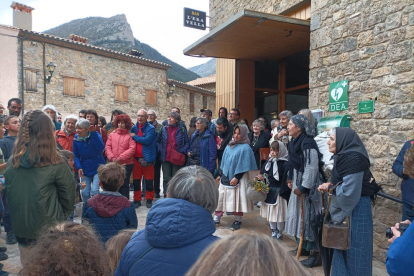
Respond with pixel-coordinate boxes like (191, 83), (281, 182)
(115, 84), (128, 102)
(202, 95), (207, 109)
(146, 90), (157, 105)
(25, 69), (37, 92)
(190, 93), (195, 113)
(63, 77), (84, 96)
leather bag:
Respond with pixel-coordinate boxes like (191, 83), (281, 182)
(170, 148), (185, 166)
(322, 182), (350, 250)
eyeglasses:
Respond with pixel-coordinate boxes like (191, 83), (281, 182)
(229, 113), (238, 116)
(137, 115), (146, 118)
(148, 114), (155, 117)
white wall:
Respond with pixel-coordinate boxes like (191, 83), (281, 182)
(0, 26), (19, 108)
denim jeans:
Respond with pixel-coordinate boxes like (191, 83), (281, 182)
(81, 174), (100, 203)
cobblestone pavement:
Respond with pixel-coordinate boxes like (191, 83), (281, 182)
(1, 196), (389, 275)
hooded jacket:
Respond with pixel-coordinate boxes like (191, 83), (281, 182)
(73, 131), (105, 176)
(83, 191), (138, 243)
(106, 129), (136, 165)
(114, 198), (219, 276)
(55, 130), (76, 152)
(4, 156), (76, 240)
(188, 129), (217, 173)
(130, 122), (157, 163)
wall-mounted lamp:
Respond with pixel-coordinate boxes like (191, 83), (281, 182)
(167, 84), (176, 98)
(45, 62), (56, 83)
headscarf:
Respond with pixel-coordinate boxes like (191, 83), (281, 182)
(265, 141), (288, 180)
(335, 127), (369, 160)
(228, 125), (250, 148)
(290, 114), (315, 137)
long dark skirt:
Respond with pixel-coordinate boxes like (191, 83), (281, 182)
(331, 196), (373, 276)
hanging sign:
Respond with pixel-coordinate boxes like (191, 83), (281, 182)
(358, 100), (375, 114)
(184, 8), (207, 30)
(329, 79), (348, 112)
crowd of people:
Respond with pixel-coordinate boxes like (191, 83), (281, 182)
(0, 98), (412, 276)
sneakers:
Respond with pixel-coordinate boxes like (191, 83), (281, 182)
(6, 233), (17, 245)
(271, 229), (278, 238)
(146, 200), (153, 209)
(289, 248), (310, 257)
(276, 233), (283, 240)
(0, 252), (8, 261)
(257, 201), (262, 208)
(213, 215), (221, 225)
(154, 193), (160, 199)
(300, 252), (322, 268)
(230, 221), (242, 230)
(134, 201), (141, 208)
(0, 270), (9, 276)
(0, 247), (7, 253)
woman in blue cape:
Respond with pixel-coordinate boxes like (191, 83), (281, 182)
(213, 125), (257, 230)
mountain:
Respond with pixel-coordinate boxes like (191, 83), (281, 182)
(188, 58), (216, 77)
(44, 14), (200, 82)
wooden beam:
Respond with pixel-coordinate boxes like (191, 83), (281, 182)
(255, 87), (279, 93)
(285, 83), (309, 93)
(278, 59), (286, 112)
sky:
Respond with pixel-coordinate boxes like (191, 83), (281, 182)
(0, 0), (212, 68)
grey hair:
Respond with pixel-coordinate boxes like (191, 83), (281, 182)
(75, 118), (90, 129)
(168, 112), (181, 123)
(252, 119), (264, 131)
(148, 109), (157, 116)
(167, 166), (219, 213)
(63, 115), (79, 130)
(330, 127), (336, 136)
(196, 117), (208, 127)
(279, 110), (293, 120)
(270, 119), (279, 128)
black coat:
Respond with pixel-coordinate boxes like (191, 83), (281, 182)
(260, 160), (291, 204)
(248, 131), (271, 169)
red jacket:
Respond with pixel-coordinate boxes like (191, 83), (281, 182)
(55, 130), (76, 152)
(105, 128), (136, 165)
(97, 126), (108, 144)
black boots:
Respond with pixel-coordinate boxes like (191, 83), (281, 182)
(300, 251), (322, 268)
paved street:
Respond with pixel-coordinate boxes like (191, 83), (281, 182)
(0, 195), (389, 275)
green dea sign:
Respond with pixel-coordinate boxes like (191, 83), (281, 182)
(358, 100), (375, 114)
(329, 79), (348, 112)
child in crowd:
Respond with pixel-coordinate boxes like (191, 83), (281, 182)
(19, 222), (111, 276)
(58, 150), (84, 202)
(258, 141), (290, 239)
(83, 162), (138, 243)
(106, 229), (136, 274)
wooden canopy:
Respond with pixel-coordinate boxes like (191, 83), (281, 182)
(184, 10), (310, 61)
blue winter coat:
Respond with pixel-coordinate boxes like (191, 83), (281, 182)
(131, 122), (157, 163)
(188, 129), (217, 173)
(157, 125), (189, 162)
(114, 198), (219, 276)
(386, 222), (414, 276)
(392, 140), (414, 202)
(83, 191), (138, 243)
(73, 131), (105, 176)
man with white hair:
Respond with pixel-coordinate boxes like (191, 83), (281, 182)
(130, 109), (157, 208)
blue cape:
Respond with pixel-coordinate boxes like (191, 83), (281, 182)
(220, 143), (257, 179)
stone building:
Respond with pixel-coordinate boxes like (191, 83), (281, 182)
(0, 2), (215, 124)
(185, 0), (414, 261)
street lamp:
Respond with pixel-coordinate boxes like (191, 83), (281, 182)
(45, 62), (56, 83)
(167, 84), (176, 98)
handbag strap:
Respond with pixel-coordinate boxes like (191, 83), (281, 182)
(323, 181), (343, 224)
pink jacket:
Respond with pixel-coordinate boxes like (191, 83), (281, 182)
(105, 128), (136, 165)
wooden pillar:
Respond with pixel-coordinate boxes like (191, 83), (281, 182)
(278, 59), (286, 113)
(238, 60), (255, 125)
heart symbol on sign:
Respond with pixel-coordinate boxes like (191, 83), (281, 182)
(331, 87), (343, 102)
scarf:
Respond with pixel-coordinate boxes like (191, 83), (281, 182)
(74, 133), (90, 142)
(265, 141), (288, 180)
(228, 125), (250, 148)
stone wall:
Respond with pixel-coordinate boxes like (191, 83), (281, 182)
(309, 0), (414, 261)
(210, 0), (305, 29)
(19, 40), (215, 125)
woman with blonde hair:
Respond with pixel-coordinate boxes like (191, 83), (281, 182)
(106, 230), (136, 275)
(185, 235), (307, 276)
(5, 110), (76, 267)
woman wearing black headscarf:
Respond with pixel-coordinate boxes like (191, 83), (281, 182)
(318, 127), (377, 276)
(285, 114), (324, 268)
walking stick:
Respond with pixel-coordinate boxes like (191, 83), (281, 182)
(296, 194), (304, 259)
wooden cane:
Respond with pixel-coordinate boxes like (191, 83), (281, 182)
(296, 194), (305, 259)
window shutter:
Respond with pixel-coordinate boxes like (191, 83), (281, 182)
(63, 77), (84, 96)
(115, 85), (128, 102)
(25, 70), (37, 91)
(146, 90), (157, 105)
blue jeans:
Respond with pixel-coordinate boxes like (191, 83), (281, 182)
(81, 174), (100, 203)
